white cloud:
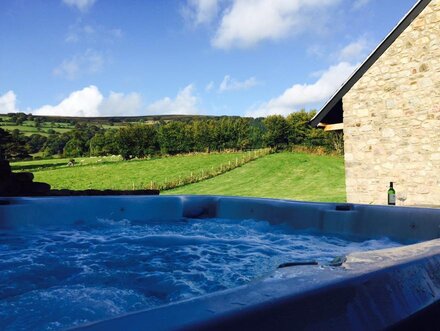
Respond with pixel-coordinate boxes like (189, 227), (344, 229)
(352, 0), (372, 10)
(0, 91), (19, 114)
(5, 85), (199, 117)
(212, 0), (341, 49)
(30, 87), (98, 117)
(31, 87), (143, 117)
(65, 24), (95, 43)
(219, 75), (259, 92)
(338, 38), (370, 62)
(182, 0), (220, 25)
(146, 85), (200, 115)
(32, 86), (103, 117)
(246, 62), (357, 117)
(65, 22), (122, 44)
(307, 44), (325, 58)
(62, 0), (97, 12)
(205, 81), (215, 92)
(53, 50), (104, 80)
(100, 92), (142, 116)
(53, 59), (80, 81)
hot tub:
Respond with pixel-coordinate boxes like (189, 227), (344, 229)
(1, 195), (440, 330)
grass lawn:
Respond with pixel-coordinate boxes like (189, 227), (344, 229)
(11, 155), (123, 172)
(25, 152), (251, 190)
(166, 152), (346, 202)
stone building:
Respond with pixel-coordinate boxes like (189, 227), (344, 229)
(310, 0), (440, 206)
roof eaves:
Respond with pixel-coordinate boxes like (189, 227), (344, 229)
(309, 0), (432, 127)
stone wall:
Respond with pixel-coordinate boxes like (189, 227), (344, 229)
(343, 0), (440, 205)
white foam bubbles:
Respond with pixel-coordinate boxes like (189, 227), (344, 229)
(0, 218), (402, 330)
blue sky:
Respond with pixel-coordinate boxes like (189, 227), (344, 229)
(0, 0), (418, 117)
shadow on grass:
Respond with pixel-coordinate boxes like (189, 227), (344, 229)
(11, 159), (124, 172)
(11, 162), (68, 171)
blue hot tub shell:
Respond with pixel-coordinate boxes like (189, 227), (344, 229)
(1, 195), (440, 330)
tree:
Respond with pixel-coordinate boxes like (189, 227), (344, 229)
(248, 119), (265, 149)
(14, 112), (27, 125)
(0, 128), (30, 160)
(191, 120), (212, 152)
(34, 117), (44, 130)
(304, 127), (333, 149)
(158, 121), (191, 155)
(27, 134), (47, 153)
(116, 124), (159, 159)
(63, 138), (86, 157)
(90, 130), (119, 156)
(234, 117), (253, 150)
(42, 134), (70, 156)
(286, 110), (310, 145)
(328, 131), (344, 155)
(263, 115), (289, 150)
(0, 128), (12, 160)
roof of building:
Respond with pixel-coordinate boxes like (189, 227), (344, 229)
(309, 0), (432, 128)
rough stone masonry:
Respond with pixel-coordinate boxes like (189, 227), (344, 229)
(343, 0), (440, 205)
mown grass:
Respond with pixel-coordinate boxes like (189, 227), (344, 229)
(23, 152), (252, 190)
(166, 152), (346, 202)
(11, 155), (123, 172)
(10, 151), (346, 202)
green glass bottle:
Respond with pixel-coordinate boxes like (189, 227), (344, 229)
(388, 182), (396, 205)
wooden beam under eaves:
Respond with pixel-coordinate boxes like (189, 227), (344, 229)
(318, 123), (344, 131)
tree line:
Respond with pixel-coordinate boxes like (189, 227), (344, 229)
(0, 111), (342, 161)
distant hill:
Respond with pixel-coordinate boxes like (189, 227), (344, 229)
(29, 114), (223, 123)
(0, 113), (258, 137)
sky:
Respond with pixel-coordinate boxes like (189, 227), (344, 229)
(0, 0), (418, 118)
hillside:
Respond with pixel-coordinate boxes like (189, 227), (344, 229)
(0, 113), (232, 137)
(21, 152), (253, 190)
(166, 152), (346, 202)
(10, 152), (346, 202)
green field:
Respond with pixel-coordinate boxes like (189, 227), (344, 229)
(167, 153), (346, 202)
(0, 123), (74, 136)
(21, 152), (252, 190)
(11, 155), (123, 172)
(0, 113), (213, 137)
(11, 152), (346, 202)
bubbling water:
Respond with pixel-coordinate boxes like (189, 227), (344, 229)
(0, 218), (401, 330)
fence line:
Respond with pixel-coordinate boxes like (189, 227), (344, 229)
(148, 148), (273, 191)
